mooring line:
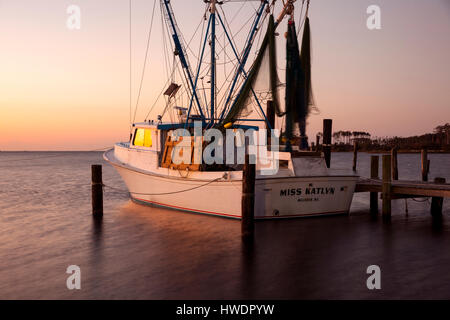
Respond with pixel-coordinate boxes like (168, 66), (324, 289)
(102, 177), (222, 196)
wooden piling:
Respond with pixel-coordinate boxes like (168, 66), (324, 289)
(91, 164), (103, 218)
(421, 149), (428, 182)
(323, 119), (332, 168)
(431, 177), (446, 218)
(382, 155), (392, 218)
(316, 134), (320, 152)
(391, 147), (398, 180)
(370, 155), (379, 215)
(352, 141), (358, 172)
(242, 153), (255, 240)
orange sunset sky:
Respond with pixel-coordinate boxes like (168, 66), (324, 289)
(1, 0), (449, 151)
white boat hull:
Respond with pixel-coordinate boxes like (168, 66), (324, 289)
(105, 149), (357, 219)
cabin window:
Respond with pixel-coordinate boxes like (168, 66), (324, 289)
(133, 128), (153, 147)
(144, 129), (152, 147)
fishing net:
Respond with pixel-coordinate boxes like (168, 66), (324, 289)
(222, 15), (283, 125)
(221, 14), (316, 152)
(285, 17), (315, 149)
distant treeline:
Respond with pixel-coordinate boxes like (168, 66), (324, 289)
(316, 123), (450, 152)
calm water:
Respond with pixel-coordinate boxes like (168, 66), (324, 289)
(0, 152), (449, 299)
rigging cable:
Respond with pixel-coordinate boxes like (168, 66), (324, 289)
(216, 5), (264, 115)
(129, 0), (132, 134)
(132, 0), (157, 124)
(297, 0), (305, 37)
(218, 5), (268, 122)
(145, 0), (267, 122)
(297, 0), (310, 36)
(146, 6), (211, 120)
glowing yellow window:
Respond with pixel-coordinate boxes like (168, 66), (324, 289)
(133, 128), (153, 147)
(144, 129), (152, 147)
(133, 128), (145, 146)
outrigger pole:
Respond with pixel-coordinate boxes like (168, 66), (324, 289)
(185, 0), (268, 128)
(216, 10), (272, 129)
(163, 0), (296, 128)
(161, 0), (206, 124)
(219, 0), (297, 127)
(218, 0), (268, 123)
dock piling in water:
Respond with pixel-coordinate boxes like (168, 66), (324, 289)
(242, 153), (255, 240)
(352, 141), (358, 172)
(391, 147), (398, 180)
(431, 177), (446, 218)
(370, 155), (379, 215)
(91, 164), (103, 218)
(323, 119), (332, 168)
(382, 155), (392, 218)
(357, 158), (450, 219)
(421, 149), (429, 182)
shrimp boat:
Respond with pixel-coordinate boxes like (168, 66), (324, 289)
(104, 0), (358, 219)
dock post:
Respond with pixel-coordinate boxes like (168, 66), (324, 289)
(431, 177), (446, 218)
(370, 155), (379, 215)
(323, 119), (332, 168)
(316, 134), (320, 152)
(391, 147), (398, 180)
(421, 149), (428, 182)
(382, 155), (392, 219)
(92, 164), (103, 218)
(352, 141), (358, 171)
(242, 153), (255, 240)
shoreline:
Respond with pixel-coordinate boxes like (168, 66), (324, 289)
(332, 149), (450, 154)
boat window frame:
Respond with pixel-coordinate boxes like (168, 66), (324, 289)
(132, 127), (158, 150)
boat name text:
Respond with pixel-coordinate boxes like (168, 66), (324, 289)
(280, 187), (335, 197)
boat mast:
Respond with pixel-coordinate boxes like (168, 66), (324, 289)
(210, 0), (217, 126)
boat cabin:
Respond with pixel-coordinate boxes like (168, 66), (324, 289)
(125, 121), (326, 176)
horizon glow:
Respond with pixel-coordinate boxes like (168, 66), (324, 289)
(0, 0), (449, 151)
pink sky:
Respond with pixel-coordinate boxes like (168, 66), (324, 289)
(1, 0), (449, 150)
